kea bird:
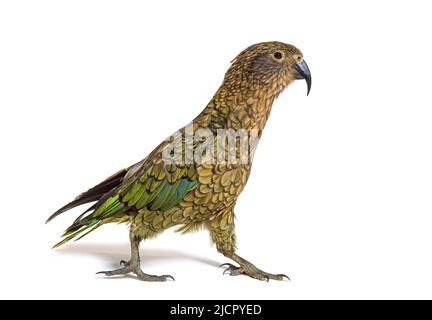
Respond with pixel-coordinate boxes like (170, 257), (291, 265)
(47, 41), (312, 282)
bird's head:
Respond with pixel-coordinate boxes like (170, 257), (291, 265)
(224, 41), (311, 97)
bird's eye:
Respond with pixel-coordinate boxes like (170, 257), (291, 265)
(272, 51), (285, 61)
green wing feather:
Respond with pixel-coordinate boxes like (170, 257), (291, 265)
(119, 161), (197, 212)
(53, 141), (197, 248)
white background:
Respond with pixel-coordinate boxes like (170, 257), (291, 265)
(1, 0), (431, 300)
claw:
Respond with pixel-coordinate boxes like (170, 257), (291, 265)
(120, 260), (127, 266)
(164, 275), (175, 281)
(219, 263), (237, 269)
(279, 274), (291, 281)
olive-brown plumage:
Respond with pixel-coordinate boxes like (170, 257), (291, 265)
(47, 41), (311, 281)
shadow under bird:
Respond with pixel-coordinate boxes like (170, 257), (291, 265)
(47, 41), (312, 281)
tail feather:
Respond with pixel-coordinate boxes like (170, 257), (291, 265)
(53, 196), (127, 248)
(72, 203), (98, 224)
(48, 167), (130, 248)
(52, 220), (99, 248)
(52, 193), (127, 248)
(46, 168), (128, 223)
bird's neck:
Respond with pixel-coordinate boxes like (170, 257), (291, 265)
(194, 84), (279, 132)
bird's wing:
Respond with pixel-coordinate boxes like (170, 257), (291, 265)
(118, 144), (198, 212)
(52, 140), (198, 247)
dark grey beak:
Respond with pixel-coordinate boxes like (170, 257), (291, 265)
(294, 59), (312, 96)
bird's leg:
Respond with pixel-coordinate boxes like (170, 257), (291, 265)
(97, 231), (174, 281)
(118, 230), (141, 268)
(209, 209), (289, 282)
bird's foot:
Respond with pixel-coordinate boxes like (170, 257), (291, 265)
(220, 263), (289, 282)
(119, 259), (131, 267)
(97, 261), (174, 282)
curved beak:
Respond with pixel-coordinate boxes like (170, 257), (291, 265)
(294, 59), (312, 96)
